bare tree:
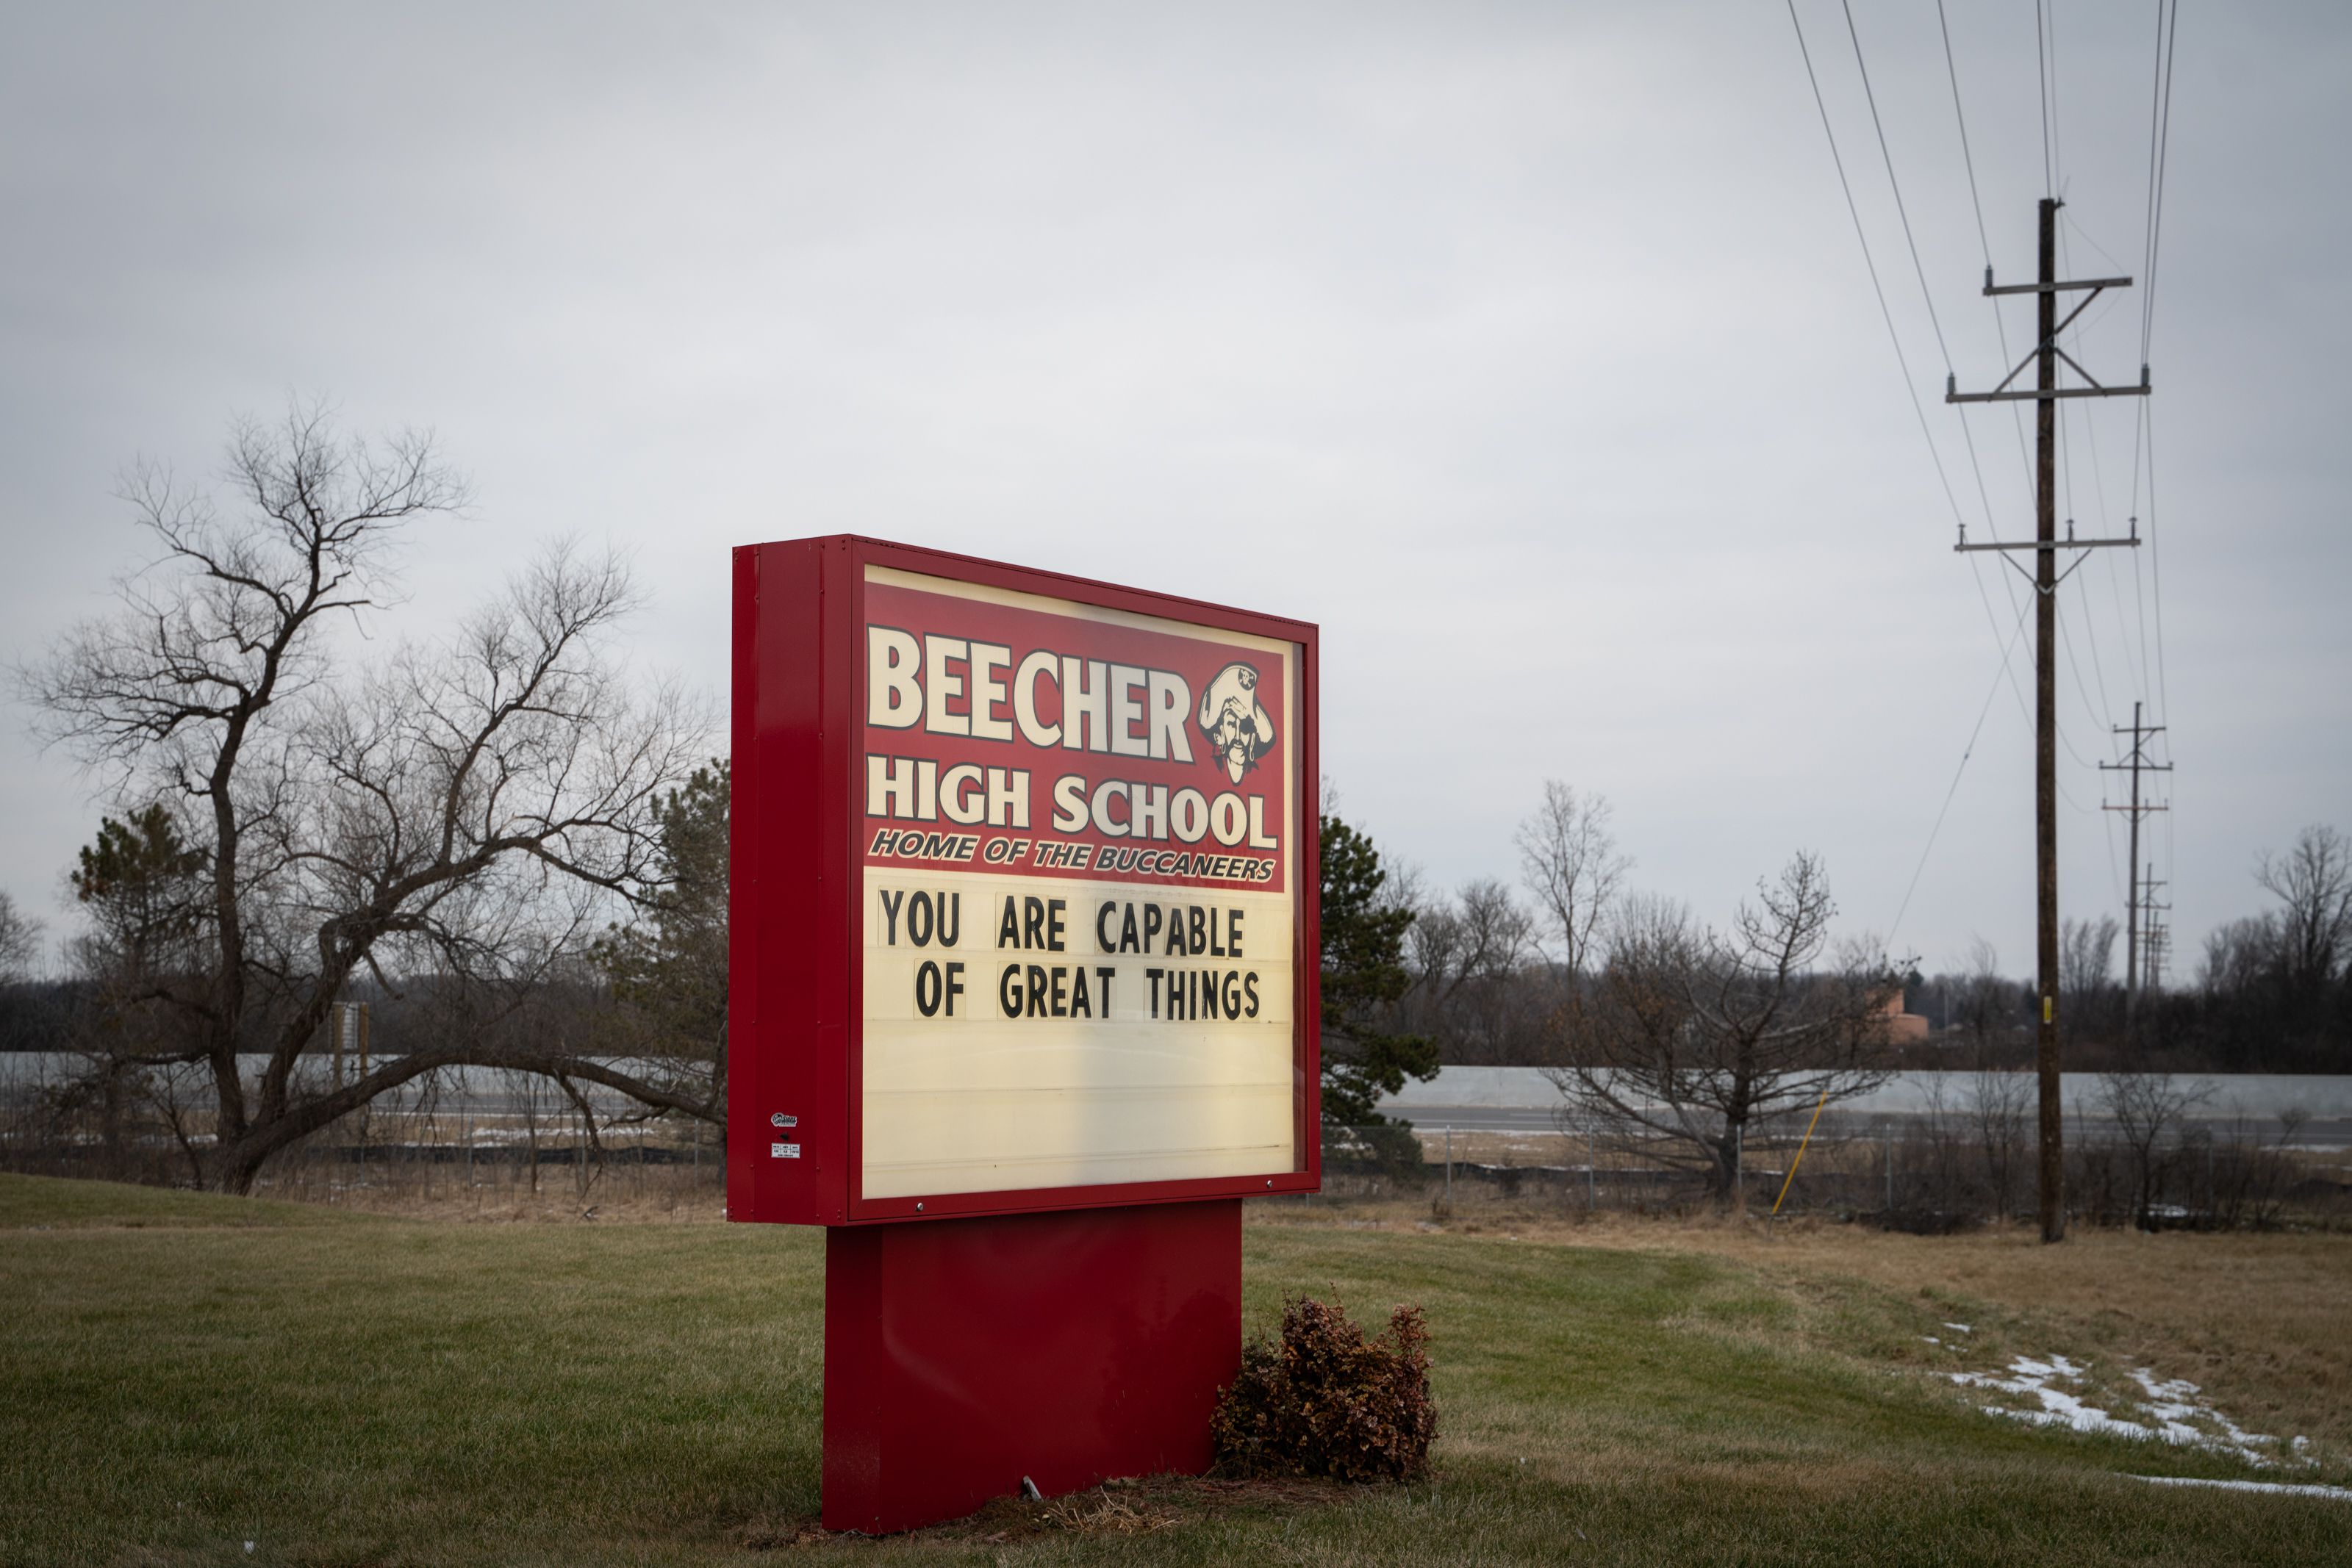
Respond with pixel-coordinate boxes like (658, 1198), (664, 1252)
(2256, 824), (2352, 990)
(2097, 1071), (2211, 1229)
(2059, 913), (2123, 1049)
(20, 403), (710, 1193)
(0, 891), (37, 982)
(1970, 1063), (2032, 1220)
(2060, 915), (2119, 1004)
(1400, 876), (1538, 1062)
(2198, 914), (2280, 996)
(1516, 780), (1629, 990)
(2209, 1109), (2304, 1231)
(1545, 852), (1901, 1206)
(1950, 938), (2015, 1060)
(1947, 940), (2027, 1212)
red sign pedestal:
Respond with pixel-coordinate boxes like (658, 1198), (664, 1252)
(820, 1198), (1242, 1534)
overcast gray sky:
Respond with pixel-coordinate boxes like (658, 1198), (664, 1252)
(2, 1), (2345, 980)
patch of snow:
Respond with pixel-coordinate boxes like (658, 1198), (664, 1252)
(1948, 1355), (2301, 1470)
(2125, 1367), (2276, 1457)
(2136, 1476), (2352, 1502)
(1922, 1337), (1941, 1346)
(1943, 1322), (1973, 1334)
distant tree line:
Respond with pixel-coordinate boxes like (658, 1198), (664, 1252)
(1884, 827), (2351, 1074)
(1372, 799), (2350, 1080)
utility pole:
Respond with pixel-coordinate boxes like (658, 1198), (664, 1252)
(1948, 196), (2151, 1244)
(2137, 868), (2171, 992)
(2101, 700), (2170, 1035)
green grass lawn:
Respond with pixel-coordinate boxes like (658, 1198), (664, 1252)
(3, 1173), (2346, 1566)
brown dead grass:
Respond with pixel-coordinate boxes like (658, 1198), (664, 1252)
(1585, 1212), (2352, 1447)
(1256, 1197), (2352, 1453)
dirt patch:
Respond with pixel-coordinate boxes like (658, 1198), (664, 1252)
(744, 1472), (1355, 1549)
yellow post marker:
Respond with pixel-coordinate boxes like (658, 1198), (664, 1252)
(1770, 1087), (1831, 1218)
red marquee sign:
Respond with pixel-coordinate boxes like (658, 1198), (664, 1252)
(728, 535), (1321, 1531)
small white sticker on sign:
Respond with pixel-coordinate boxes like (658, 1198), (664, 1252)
(771, 1142), (801, 1159)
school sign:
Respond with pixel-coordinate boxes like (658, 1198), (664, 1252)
(728, 536), (1320, 1530)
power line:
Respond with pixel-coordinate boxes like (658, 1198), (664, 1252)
(2140, 0), (2181, 364)
(1935, 0), (2040, 514)
(1821, 0), (2037, 747)
(1781, 0), (1960, 529)
(1843, 0), (2026, 585)
(1935, 1), (1993, 262)
(2049, 193), (2156, 908)
(1855, 2), (2126, 921)
(2129, 1), (2180, 724)
(2139, 2), (2180, 764)
(2043, 1), (2066, 194)
(2059, 591), (2132, 911)
(2055, 209), (2152, 717)
(1840, 0), (2014, 548)
(2065, 367), (2144, 766)
(1888, 593), (2034, 946)
(2073, 374), (2154, 707)
(2036, 1), (2054, 196)
(2055, 392), (2120, 733)
(1839, 0), (1959, 376)
(2144, 401), (2173, 743)
(1782, 0), (2030, 728)
(2116, 16), (2179, 1025)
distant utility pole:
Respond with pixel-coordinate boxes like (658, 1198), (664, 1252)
(2101, 700), (2171, 1034)
(2138, 868), (2171, 993)
(330, 999), (371, 1087)
(1948, 196), (2151, 1245)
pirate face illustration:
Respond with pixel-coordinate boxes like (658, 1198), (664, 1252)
(1197, 661), (1276, 783)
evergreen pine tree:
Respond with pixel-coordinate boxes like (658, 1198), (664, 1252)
(1319, 813), (1435, 1125)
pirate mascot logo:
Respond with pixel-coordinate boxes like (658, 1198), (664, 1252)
(1197, 662), (1275, 784)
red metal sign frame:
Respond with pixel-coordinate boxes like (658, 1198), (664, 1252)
(728, 534), (1322, 1228)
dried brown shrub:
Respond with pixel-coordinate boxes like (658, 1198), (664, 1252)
(1211, 1295), (1435, 1483)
